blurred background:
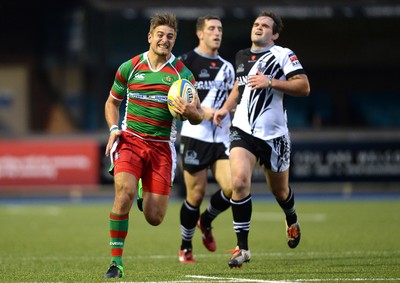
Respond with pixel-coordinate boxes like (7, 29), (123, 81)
(0, 0), (399, 199)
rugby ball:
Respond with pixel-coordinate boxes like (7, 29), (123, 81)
(167, 79), (195, 121)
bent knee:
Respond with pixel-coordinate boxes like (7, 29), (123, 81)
(143, 206), (166, 226)
(144, 213), (165, 226)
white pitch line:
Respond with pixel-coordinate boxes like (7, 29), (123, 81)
(292, 279), (400, 282)
(186, 275), (298, 283)
(4, 205), (62, 216)
(107, 282), (213, 283)
(186, 275), (400, 283)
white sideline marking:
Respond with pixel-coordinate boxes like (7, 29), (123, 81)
(187, 275), (296, 282)
(30, 275), (400, 283)
(186, 276), (400, 282)
(60, 278), (400, 283)
(4, 205), (62, 216)
(294, 280), (400, 282)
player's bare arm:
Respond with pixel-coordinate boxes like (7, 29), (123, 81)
(214, 81), (239, 127)
(173, 93), (204, 125)
(201, 106), (216, 121)
(104, 95), (122, 157)
(248, 71), (310, 97)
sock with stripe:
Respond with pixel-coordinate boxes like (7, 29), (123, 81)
(277, 186), (297, 226)
(230, 194), (252, 250)
(180, 200), (199, 250)
(200, 189), (231, 228)
(109, 212), (129, 266)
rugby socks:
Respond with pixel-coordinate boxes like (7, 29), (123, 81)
(277, 186), (298, 226)
(180, 200), (199, 250)
(200, 189), (231, 227)
(231, 194), (252, 250)
(109, 212), (129, 266)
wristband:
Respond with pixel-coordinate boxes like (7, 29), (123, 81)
(109, 125), (119, 133)
(267, 75), (273, 89)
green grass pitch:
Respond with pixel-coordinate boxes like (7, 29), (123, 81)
(0, 196), (399, 282)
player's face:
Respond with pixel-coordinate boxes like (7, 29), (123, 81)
(200, 19), (222, 51)
(251, 16), (276, 48)
(148, 25), (176, 57)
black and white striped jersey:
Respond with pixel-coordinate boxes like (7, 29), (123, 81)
(179, 48), (235, 144)
(233, 44), (306, 140)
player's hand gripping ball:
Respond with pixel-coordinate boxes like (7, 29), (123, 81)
(167, 79), (195, 121)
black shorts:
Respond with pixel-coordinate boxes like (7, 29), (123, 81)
(229, 126), (291, 172)
(180, 136), (229, 173)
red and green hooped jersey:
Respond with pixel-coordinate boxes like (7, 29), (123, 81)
(110, 52), (195, 142)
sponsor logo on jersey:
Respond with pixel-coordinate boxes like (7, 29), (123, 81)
(289, 53), (300, 66)
(113, 82), (125, 91)
(134, 73), (145, 80)
(128, 93), (167, 102)
(209, 61), (219, 69)
(236, 64), (245, 73)
(198, 69), (210, 78)
(195, 80), (230, 90)
(162, 75), (173, 84)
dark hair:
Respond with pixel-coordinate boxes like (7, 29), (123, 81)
(258, 11), (284, 34)
(196, 15), (221, 31)
(149, 12), (178, 34)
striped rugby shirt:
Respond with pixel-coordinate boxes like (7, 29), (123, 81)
(110, 51), (195, 142)
(179, 48), (235, 145)
(233, 45), (306, 140)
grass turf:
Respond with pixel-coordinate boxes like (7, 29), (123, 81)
(0, 196), (399, 282)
